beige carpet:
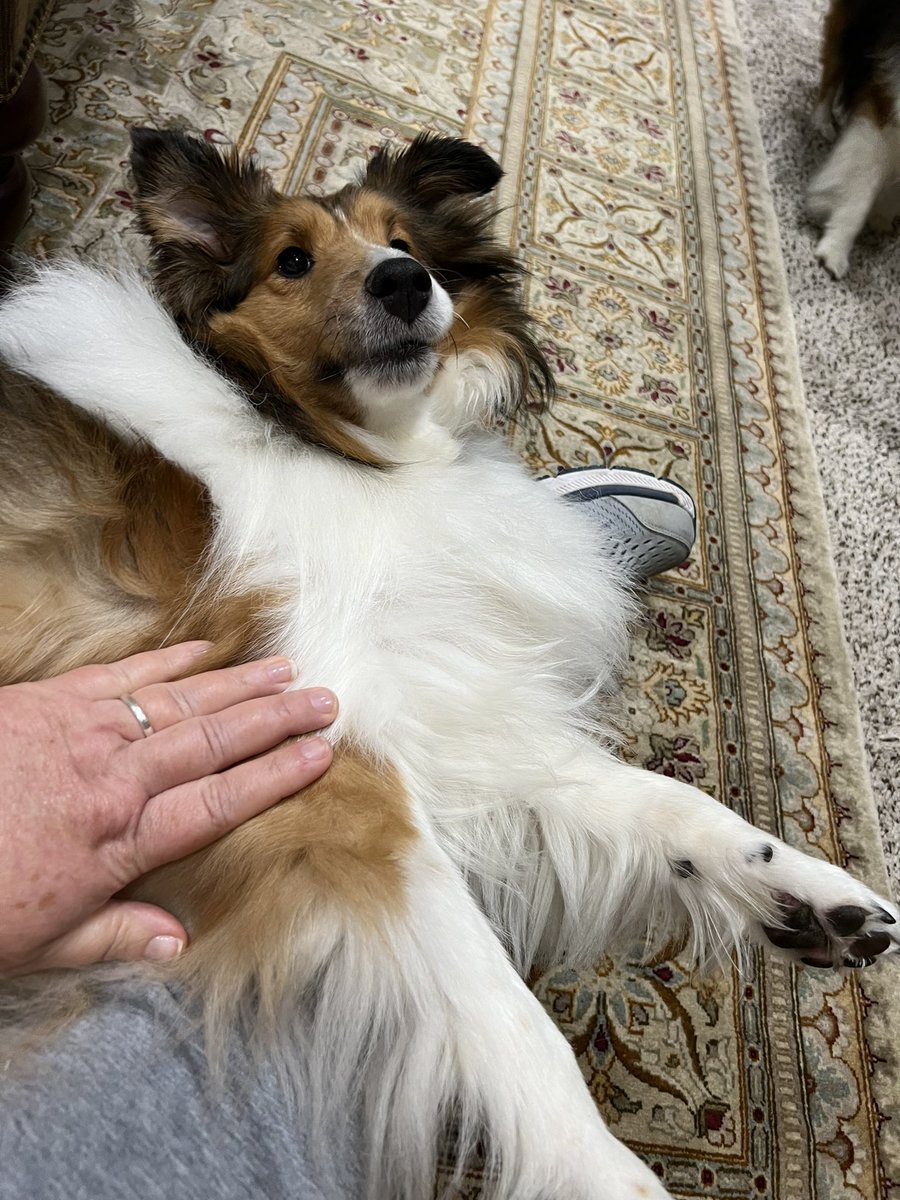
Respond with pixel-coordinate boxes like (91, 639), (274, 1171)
(18, 0), (899, 1193)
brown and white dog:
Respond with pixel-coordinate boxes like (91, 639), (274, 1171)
(1, 130), (897, 1200)
(809, 0), (900, 277)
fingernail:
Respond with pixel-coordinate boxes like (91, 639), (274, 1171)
(143, 935), (184, 962)
(264, 657), (297, 683)
(308, 689), (336, 714)
(298, 736), (331, 761)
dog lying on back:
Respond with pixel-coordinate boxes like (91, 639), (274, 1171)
(1, 130), (897, 1200)
(809, 0), (900, 277)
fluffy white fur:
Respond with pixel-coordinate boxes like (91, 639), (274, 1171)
(1, 263), (898, 1200)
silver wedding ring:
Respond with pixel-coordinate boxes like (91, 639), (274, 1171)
(120, 693), (154, 737)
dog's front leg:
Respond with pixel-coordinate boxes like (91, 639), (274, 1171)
(807, 113), (889, 279)
(526, 746), (900, 974)
(0, 264), (268, 489)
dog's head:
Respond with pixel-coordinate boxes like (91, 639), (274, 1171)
(130, 129), (553, 462)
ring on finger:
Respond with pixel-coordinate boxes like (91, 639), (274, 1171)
(119, 693), (155, 737)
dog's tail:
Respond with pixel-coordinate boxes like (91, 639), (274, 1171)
(129, 744), (660, 1200)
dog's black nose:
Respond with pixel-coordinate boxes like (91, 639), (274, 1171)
(366, 257), (432, 326)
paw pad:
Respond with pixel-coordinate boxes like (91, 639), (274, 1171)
(762, 890), (899, 971)
(848, 931), (891, 958)
(826, 904), (868, 936)
(763, 899), (828, 951)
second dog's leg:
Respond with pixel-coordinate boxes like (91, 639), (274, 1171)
(807, 112), (888, 278)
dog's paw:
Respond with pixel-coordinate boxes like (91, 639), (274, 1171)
(754, 851), (899, 970)
(814, 234), (850, 279)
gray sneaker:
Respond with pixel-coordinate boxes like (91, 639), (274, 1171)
(538, 466), (697, 579)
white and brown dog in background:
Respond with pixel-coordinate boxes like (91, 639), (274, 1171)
(809, 0), (900, 277)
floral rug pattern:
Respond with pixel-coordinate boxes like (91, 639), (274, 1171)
(19, 0), (898, 1195)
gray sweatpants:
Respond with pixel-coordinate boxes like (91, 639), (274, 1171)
(0, 984), (364, 1200)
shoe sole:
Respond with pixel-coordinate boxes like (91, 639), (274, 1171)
(538, 466), (697, 523)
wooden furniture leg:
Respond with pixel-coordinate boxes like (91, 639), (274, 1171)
(0, 62), (47, 245)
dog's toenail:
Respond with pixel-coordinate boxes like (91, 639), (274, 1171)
(876, 907), (896, 925)
(826, 905), (868, 936)
(672, 859), (696, 879)
(848, 932), (891, 957)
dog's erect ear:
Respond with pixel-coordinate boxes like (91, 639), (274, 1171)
(363, 134), (503, 208)
(130, 127), (273, 260)
(129, 128), (275, 325)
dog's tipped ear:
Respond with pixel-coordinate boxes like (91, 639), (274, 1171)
(363, 134), (503, 208)
(129, 127), (272, 259)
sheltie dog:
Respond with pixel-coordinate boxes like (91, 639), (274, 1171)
(1, 130), (897, 1200)
(809, 0), (900, 277)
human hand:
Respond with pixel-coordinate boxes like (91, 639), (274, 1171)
(0, 641), (336, 976)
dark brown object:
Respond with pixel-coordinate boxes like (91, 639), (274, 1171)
(0, 0), (55, 245)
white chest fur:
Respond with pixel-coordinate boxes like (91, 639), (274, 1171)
(211, 434), (632, 785)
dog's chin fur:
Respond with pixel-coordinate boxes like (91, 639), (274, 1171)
(1, 134), (898, 1200)
(809, 1), (900, 278)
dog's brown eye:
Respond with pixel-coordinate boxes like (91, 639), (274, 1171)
(390, 238), (411, 254)
(277, 247), (313, 278)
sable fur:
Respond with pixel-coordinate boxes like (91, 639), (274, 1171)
(131, 128), (552, 462)
(817, 0), (900, 129)
(0, 360), (277, 681)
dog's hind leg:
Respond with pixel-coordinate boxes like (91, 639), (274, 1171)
(363, 826), (674, 1200)
(807, 111), (889, 278)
